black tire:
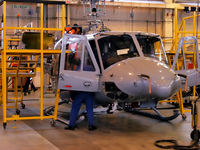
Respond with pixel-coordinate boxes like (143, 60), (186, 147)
(50, 120), (56, 127)
(16, 109), (20, 115)
(182, 114), (187, 120)
(190, 129), (200, 141)
(3, 123), (7, 129)
(21, 103), (25, 109)
(106, 109), (113, 114)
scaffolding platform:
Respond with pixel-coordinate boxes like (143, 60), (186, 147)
(0, 1), (66, 129)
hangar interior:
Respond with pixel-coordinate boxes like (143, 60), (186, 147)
(1, 0), (200, 150)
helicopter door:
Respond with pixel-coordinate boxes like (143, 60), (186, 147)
(58, 34), (100, 92)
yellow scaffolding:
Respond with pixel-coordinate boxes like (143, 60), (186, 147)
(0, 1), (66, 128)
(162, 8), (200, 117)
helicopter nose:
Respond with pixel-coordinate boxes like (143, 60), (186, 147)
(104, 57), (181, 100)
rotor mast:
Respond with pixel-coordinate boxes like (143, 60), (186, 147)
(82, 0), (106, 33)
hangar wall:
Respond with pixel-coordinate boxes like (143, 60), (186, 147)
(0, 2), (62, 36)
(1, 2), (199, 48)
(69, 4), (198, 43)
(70, 5), (164, 36)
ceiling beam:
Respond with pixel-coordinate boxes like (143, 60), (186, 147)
(1, 0), (65, 4)
(67, 1), (185, 9)
(175, 0), (200, 3)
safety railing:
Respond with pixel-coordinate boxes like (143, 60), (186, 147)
(161, 8), (200, 117)
(0, 1), (65, 128)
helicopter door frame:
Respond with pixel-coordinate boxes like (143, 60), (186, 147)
(94, 32), (144, 71)
(58, 34), (100, 92)
(158, 36), (169, 64)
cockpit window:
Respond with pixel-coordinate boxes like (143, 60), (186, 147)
(89, 40), (101, 72)
(83, 46), (95, 72)
(64, 37), (82, 71)
(136, 35), (167, 63)
(98, 34), (139, 69)
(136, 35), (158, 56)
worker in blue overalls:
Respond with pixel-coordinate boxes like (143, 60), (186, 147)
(65, 91), (97, 131)
(65, 57), (97, 131)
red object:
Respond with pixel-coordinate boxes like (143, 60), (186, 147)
(65, 27), (75, 34)
(65, 26), (81, 34)
(188, 63), (193, 69)
(64, 85), (72, 88)
(65, 27), (71, 32)
(188, 62), (197, 69)
(17, 13), (20, 17)
(11, 63), (18, 67)
(68, 43), (78, 51)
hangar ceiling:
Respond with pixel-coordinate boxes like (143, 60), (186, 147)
(175, 0), (200, 3)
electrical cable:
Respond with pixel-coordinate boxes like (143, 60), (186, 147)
(43, 99), (69, 116)
(155, 97), (200, 150)
(154, 139), (199, 150)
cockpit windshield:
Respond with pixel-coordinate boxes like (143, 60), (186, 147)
(136, 35), (168, 64)
(98, 34), (139, 69)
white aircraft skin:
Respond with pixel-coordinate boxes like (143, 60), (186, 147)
(102, 57), (181, 102)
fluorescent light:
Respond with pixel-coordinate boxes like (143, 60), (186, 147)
(106, 0), (165, 4)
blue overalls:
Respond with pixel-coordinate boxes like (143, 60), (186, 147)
(69, 91), (94, 127)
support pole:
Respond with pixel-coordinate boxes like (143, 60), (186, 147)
(67, 4), (70, 25)
(174, 7), (178, 52)
(40, 3), (44, 120)
(2, 1), (7, 126)
(54, 89), (60, 120)
(193, 11), (196, 97)
(62, 4), (66, 35)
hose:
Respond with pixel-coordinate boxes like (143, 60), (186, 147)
(154, 97), (200, 150)
(154, 139), (199, 150)
(43, 100), (69, 116)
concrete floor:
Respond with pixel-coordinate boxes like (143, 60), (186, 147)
(0, 91), (195, 150)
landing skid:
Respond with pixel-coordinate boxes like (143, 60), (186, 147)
(124, 107), (180, 121)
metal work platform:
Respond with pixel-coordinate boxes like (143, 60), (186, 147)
(161, 9), (200, 118)
(0, 1), (66, 128)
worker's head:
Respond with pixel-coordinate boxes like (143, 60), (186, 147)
(65, 24), (82, 34)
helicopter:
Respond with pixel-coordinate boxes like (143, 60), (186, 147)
(51, 0), (200, 121)
(55, 31), (200, 121)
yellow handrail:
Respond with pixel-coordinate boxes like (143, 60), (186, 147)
(0, 1), (66, 128)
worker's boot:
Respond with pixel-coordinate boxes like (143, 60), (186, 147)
(64, 125), (77, 130)
(88, 125), (97, 131)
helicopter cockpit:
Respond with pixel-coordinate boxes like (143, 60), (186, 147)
(93, 32), (168, 70)
(97, 34), (139, 69)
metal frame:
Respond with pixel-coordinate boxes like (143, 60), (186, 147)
(0, 1), (66, 128)
(163, 8), (200, 116)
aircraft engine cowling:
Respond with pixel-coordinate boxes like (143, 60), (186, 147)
(101, 57), (182, 102)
